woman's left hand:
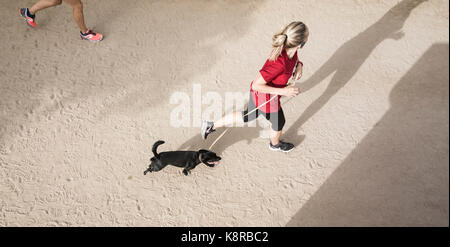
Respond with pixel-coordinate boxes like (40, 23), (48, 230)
(293, 63), (303, 80)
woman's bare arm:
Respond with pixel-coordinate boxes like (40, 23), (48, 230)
(251, 73), (300, 97)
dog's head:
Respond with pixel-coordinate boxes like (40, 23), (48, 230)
(198, 149), (221, 167)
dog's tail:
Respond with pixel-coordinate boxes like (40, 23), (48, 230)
(152, 140), (165, 159)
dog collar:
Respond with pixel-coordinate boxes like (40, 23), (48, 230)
(198, 153), (205, 164)
(198, 153), (202, 163)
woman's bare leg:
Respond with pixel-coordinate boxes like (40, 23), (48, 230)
(29, 0), (62, 15)
(63, 0), (88, 33)
(213, 111), (244, 129)
(269, 129), (282, 145)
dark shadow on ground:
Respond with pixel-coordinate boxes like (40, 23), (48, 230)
(286, 43), (449, 226)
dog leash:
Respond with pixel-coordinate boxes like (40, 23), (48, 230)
(208, 64), (300, 150)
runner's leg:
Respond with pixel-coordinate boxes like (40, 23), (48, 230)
(63, 0), (88, 33)
(29, 0), (62, 15)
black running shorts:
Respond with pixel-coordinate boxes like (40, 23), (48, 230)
(242, 93), (286, 131)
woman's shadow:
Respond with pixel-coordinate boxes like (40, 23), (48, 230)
(284, 0), (427, 146)
(178, 0), (426, 152)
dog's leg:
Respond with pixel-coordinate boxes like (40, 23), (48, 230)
(143, 168), (151, 175)
(182, 168), (189, 176)
(182, 162), (197, 176)
(182, 163), (191, 176)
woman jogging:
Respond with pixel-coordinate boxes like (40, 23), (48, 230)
(20, 0), (103, 42)
(201, 21), (309, 153)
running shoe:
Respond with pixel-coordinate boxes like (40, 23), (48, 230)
(19, 8), (36, 28)
(201, 121), (215, 140)
(269, 140), (294, 153)
(80, 29), (103, 42)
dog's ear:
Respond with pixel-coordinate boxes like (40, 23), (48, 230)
(198, 149), (209, 154)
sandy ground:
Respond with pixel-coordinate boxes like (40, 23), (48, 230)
(0, 0), (448, 226)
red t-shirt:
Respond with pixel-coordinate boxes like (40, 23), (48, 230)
(250, 49), (299, 113)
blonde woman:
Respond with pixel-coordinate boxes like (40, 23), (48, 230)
(20, 0), (103, 42)
(201, 21), (308, 152)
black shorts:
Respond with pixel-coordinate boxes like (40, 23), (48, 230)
(242, 93), (286, 131)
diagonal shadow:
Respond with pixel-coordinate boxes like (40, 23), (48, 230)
(286, 43), (449, 226)
(284, 0), (428, 146)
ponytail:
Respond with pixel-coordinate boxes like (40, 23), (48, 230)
(269, 22), (308, 61)
(269, 33), (288, 61)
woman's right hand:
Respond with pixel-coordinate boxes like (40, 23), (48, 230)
(282, 86), (300, 97)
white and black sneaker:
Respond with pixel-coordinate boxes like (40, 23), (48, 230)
(269, 140), (294, 153)
(201, 121), (215, 140)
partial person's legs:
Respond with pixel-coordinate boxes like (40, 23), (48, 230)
(21, 0), (102, 40)
(29, 0), (62, 15)
(63, 0), (87, 33)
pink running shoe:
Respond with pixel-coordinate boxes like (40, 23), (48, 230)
(19, 8), (36, 28)
(80, 29), (103, 42)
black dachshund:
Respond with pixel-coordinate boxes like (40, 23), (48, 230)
(144, 140), (221, 176)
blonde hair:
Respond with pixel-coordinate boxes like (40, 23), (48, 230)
(269, 21), (308, 61)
